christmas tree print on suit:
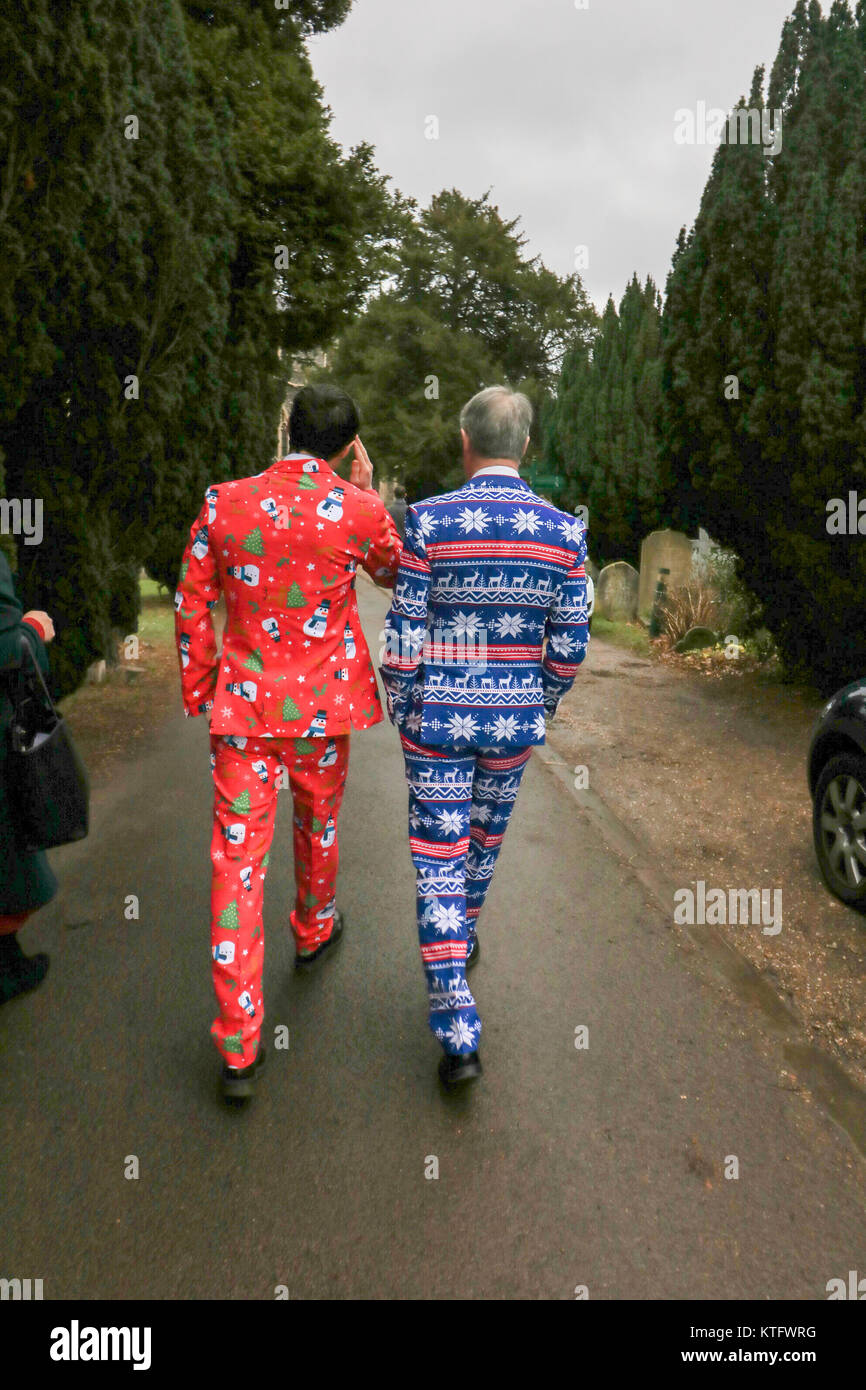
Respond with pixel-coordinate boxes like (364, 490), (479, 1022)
(184, 456), (397, 1068)
(178, 451), (398, 757)
(218, 900), (241, 932)
(242, 526), (265, 557)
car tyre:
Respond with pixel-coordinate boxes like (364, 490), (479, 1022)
(813, 751), (866, 911)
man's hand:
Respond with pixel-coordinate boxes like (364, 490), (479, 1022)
(350, 435), (376, 492)
(24, 610), (55, 642)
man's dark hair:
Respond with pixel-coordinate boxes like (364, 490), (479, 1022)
(289, 384), (359, 460)
(393, 482), (406, 499)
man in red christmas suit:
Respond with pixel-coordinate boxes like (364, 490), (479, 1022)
(175, 385), (401, 1102)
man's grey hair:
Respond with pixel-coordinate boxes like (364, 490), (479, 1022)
(460, 386), (533, 463)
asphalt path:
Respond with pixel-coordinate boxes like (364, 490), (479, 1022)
(1, 581), (864, 1299)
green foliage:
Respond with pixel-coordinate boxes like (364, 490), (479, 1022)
(659, 2), (866, 689)
(1, 0), (235, 692)
(0, 0), (390, 695)
(544, 274), (667, 567)
(321, 189), (596, 500)
(694, 544), (764, 639)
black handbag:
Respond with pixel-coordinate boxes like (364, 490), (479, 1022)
(5, 635), (89, 853)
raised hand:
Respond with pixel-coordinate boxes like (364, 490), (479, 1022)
(349, 436), (376, 492)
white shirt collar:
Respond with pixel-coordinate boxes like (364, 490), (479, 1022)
(472, 464), (521, 478)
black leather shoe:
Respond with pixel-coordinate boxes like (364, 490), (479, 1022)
(466, 937), (479, 971)
(295, 909), (344, 969)
(0, 948), (50, 1005)
(438, 1050), (483, 1091)
(221, 1042), (266, 1102)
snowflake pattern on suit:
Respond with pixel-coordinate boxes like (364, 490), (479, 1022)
(379, 474), (589, 746)
(381, 473), (590, 1054)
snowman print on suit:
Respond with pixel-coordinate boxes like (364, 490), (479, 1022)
(303, 598), (330, 639)
(321, 814), (336, 849)
(262, 617), (281, 643)
(343, 623), (356, 659)
(303, 708), (327, 739)
(213, 940), (235, 965)
(206, 486), (219, 523)
(191, 525), (209, 561)
(316, 485), (344, 522)
(260, 497), (280, 523)
(238, 990), (256, 1018)
(226, 562), (259, 587)
(179, 632), (191, 667)
(225, 679), (257, 703)
(251, 759), (268, 783)
(317, 739), (338, 769)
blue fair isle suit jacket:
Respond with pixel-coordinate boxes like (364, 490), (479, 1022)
(380, 472), (589, 748)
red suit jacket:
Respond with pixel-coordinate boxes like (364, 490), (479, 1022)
(175, 454), (402, 738)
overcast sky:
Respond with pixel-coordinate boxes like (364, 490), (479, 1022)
(308, 0), (799, 311)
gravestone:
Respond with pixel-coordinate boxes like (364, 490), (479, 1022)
(638, 530), (694, 620)
(595, 561), (639, 622)
(675, 626), (718, 654)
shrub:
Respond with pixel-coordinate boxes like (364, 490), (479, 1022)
(693, 543), (764, 639)
(660, 583), (722, 645)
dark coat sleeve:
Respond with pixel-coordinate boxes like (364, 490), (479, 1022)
(0, 550), (58, 913)
(0, 551), (49, 677)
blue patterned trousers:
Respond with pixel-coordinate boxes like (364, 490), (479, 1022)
(399, 734), (533, 1055)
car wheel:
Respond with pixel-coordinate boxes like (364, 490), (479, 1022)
(813, 752), (866, 910)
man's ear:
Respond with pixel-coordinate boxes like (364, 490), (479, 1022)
(521, 435), (530, 459)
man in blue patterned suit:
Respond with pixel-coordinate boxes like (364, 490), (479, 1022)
(380, 386), (589, 1090)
